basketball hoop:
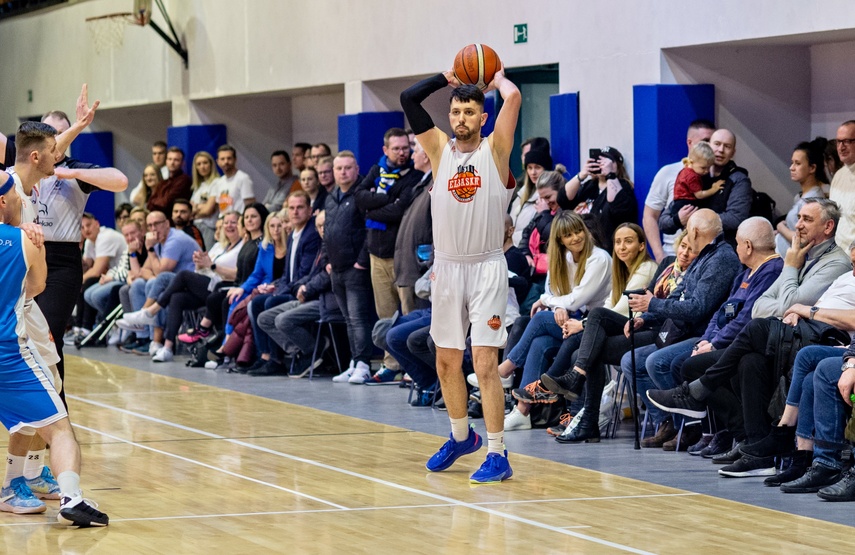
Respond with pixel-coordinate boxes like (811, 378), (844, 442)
(86, 1), (151, 54)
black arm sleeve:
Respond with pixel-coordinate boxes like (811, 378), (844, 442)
(400, 73), (448, 135)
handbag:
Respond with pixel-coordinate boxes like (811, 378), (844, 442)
(655, 318), (688, 349)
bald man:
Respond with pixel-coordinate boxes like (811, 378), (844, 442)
(659, 129), (752, 242)
(634, 217), (784, 450)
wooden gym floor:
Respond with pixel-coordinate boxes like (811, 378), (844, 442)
(0, 355), (851, 554)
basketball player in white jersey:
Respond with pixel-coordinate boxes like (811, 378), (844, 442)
(0, 172), (108, 526)
(401, 66), (520, 483)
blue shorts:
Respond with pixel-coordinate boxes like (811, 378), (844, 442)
(0, 341), (66, 434)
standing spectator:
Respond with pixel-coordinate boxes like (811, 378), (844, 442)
(325, 151), (377, 384)
(355, 128), (423, 381)
(263, 150), (299, 212)
(510, 146), (552, 247)
(776, 139), (829, 257)
(299, 167), (327, 213)
(190, 151), (219, 248)
(316, 156), (335, 194)
(146, 147), (192, 217)
(643, 120), (715, 262)
(172, 199), (205, 250)
(292, 142), (312, 172)
(126, 140), (169, 205)
(131, 163), (164, 208)
(561, 146), (637, 251)
(200, 145), (256, 218)
(830, 120), (855, 250)
(308, 143), (332, 169)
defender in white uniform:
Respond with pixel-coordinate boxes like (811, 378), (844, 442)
(401, 65), (520, 484)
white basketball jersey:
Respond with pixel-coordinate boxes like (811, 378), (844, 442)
(6, 168), (38, 224)
(432, 138), (512, 256)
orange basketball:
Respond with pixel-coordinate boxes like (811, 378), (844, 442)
(453, 44), (501, 91)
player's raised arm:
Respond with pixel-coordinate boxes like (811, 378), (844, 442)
(486, 67), (521, 178)
(401, 73), (452, 167)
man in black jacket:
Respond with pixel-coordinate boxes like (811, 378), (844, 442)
(324, 151), (376, 384)
(355, 128), (423, 382)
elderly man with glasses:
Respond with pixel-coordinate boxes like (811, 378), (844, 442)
(116, 210), (200, 354)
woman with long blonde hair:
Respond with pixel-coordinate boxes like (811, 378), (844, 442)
(190, 151), (220, 248)
(497, 211), (612, 430)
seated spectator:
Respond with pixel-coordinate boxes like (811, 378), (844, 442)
(636, 217), (783, 450)
(507, 223), (657, 431)
(131, 163), (164, 208)
(776, 139), (829, 257)
(497, 211), (612, 431)
(172, 198), (205, 250)
(560, 146), (636, 250)
(254, 210), (340, 376)
(543, 209), (741, 443)
(126, 140), (168, 205)
(746, 247), (855, 487)
(669, 141), (724, 219)
(824, 138), (842, 185)
(509, 146), (551, 247)
(177, 203), (270, 346)
(116, 210), (202, 354)
(647, 199), (852, 475)
(292, 142), (311, 172)
(118, 211), (245, 362)
(190, 151), (220, 249)
(84, 220), (148, 332)
(72, 214), (127, 338)
(309, 143), (332, 169)
(828, 120), (855, 250)
(129, 206), (149, 228)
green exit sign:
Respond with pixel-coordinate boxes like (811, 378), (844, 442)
(514, 23), (528, 44)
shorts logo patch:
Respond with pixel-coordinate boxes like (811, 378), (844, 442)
(448, 164), (481, 203)
(487, 315), (501, 330)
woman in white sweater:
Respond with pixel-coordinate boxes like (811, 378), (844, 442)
(505, 223), (657, 430)
(497, 211), (612, 429)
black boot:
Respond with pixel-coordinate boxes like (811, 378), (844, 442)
(764, 450), (812, 487)
(541, 369), (586, 402)
(555, 409), (600, 444)
(740, 425), (796, 458)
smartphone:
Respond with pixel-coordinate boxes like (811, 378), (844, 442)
(588, 148), (602, 174)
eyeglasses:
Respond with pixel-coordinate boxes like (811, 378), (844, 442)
(317, 170), (333, 175)
(146, 220), (168, 229)
(837, 139), (855, 147)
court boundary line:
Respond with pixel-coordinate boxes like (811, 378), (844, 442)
(72, 423), (348, 510)
(69, 394), (658, 554)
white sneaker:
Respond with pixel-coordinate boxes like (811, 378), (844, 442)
(348, 361), (371, 384)
(122, 308), (156, 327)
(115, 318), (145, 332)
(504, 406), (532, 431)
(467, 372), (514, 389)
(149, 341), (164, 356)
(332, 361), (356, 383)
(107, 328), (122, 346)
(152, 347), (173, 362)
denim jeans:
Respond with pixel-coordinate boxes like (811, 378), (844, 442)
(83, 280), (123, 317)
(505, 310), (563, 388)
(621, 344), (666, 425)
(386, 309), (435, 388)
(788, 345), (845, 441)
(144, 272), (175, 329)
(813, 355), (849, 470)
(331, 267), (376, 364)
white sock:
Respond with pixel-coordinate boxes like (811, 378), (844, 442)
(487, 431), (505, 455)
(23, 450), (45, 480)
(4, 454), (25, 487)
(450, 417), (469, 442)
(56, 471), (82, 499)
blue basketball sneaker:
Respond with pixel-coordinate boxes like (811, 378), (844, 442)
(26, 466), (62, 500)
(470, 450), (513, 484)
(426, 426), (482, 472)
(0, 477), (47, 514)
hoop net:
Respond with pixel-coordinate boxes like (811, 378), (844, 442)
(86, 12), (144, 54)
